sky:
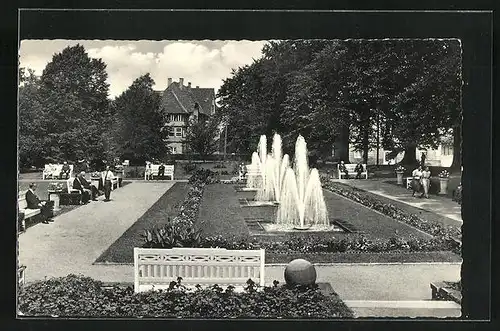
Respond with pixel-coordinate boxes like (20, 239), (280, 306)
(19, 40), (268, 99)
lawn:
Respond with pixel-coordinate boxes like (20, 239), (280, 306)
(93, 179), (460, 264)
(94, 182), (188, 264)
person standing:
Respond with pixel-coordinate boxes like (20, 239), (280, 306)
(411, 166), (423, 197)
(420, 152), (426, 167)
(420, 166), (431, 199)
(145, 162), (152, 180)
(101, 166), (115, 202)
(25, 183), (54, 224)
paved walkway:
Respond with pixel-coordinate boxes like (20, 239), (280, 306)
(335, 179), (462, 223)
(19, 182), (174, 282)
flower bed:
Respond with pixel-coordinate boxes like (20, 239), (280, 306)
(18, 275), (353, 318)
(141, 170), (461, 255)
(322, 181), (462, 241)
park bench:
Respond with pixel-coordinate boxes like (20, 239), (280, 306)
(42, 164), (74, 180)
(18, 190), (41, 229)
(134, 247), (265, 293)
(242, 164), (260, 180)
(18, 265), (27, 287)
(337, 163), (368, 179)
(144, 164), (175, 180)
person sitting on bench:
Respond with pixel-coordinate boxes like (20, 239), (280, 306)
(25, 183), (54, 224)
(158, 163), (165, 180)
(60, 161), (71, 179)
(354, 162), (364, 179)
(339, 161), (349, 179)
(79, 171), (99, 201)
(73, 172), (92, 203)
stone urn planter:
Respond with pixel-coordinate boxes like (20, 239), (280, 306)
(396, 171), (404, 185)
(439, 177), (449, 195)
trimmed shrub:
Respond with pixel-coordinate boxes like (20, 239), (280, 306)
(19, 275), (354, 318)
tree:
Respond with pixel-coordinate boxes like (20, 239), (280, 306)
(38, 44), (110, 162)
(112, 73), (168, 162)
(18, 68), (47, 167)
(184, 114), (221, 161)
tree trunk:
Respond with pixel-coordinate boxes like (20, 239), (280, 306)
(450, 124), (462, 170)
(338, 124), (350, 163)
(362, 123), (369, 165)
(400, 144), (418, 165)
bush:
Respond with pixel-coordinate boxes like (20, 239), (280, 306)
(19, 275), (354, 318)
(183, 162), (198, 174)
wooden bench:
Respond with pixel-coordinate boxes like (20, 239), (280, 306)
(144, 164), (174, 180)
(337, 163), (368, 179)
(18, 265), (27, 287)
(18, 191), (41, 229)
(42, 164), (74, 180)
(134, 247), (265, 293)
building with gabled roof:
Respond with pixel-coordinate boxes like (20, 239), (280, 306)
(156, 77), (217, 154)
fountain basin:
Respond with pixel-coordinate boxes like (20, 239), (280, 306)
(261, 223), (343, 233)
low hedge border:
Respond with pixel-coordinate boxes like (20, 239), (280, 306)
(18, 274), (354, 318)
(321, 180), (462, 241)
(142, 170), (461, 256)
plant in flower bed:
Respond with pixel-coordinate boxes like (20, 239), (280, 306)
(438, 170), (450, 178)
(47, 182), (65, 192)
(395, 165), (406, 173)
(19, 274), (354, 318)
(322, 181), (461, 241)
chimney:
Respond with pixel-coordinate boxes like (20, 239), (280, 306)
(179, 77), (184, 89)
(167, 78), (172, 86)
(187, 82), (191, 88)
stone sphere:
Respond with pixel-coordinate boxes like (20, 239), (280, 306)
(284, 259), (317, 286)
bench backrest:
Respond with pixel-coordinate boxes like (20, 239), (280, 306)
(44, 164), (74, 175)
(18, 191), (28, 210)
(245, 164), (260, 175)
(134, 247), (265, 293)
(67, 178), (76, 192)
(148, 164), (174, 174)
(338, 163), (367, 172)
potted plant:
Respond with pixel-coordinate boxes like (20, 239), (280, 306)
(438, 170), (450, 195)
(395, 165), (405, 185)
(47, 182), (65, 211)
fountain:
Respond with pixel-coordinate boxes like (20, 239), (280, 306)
(245, 133), (329, 230)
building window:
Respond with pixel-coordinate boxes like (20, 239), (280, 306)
(441, 145), (453, 156)
(175, 127), (183, 137)
(168, 127), (174, 137)
(169, 114), (184, 122)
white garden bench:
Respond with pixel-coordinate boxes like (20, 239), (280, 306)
(134, 247), (265, 293)
(18, 190), (41, 229)
(42, 164), (74, 180)
(337, 163), (368, 179)
(18, 265), (27, 287)
(144, 164), (174, 180)
(242, 165), (260, 181)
